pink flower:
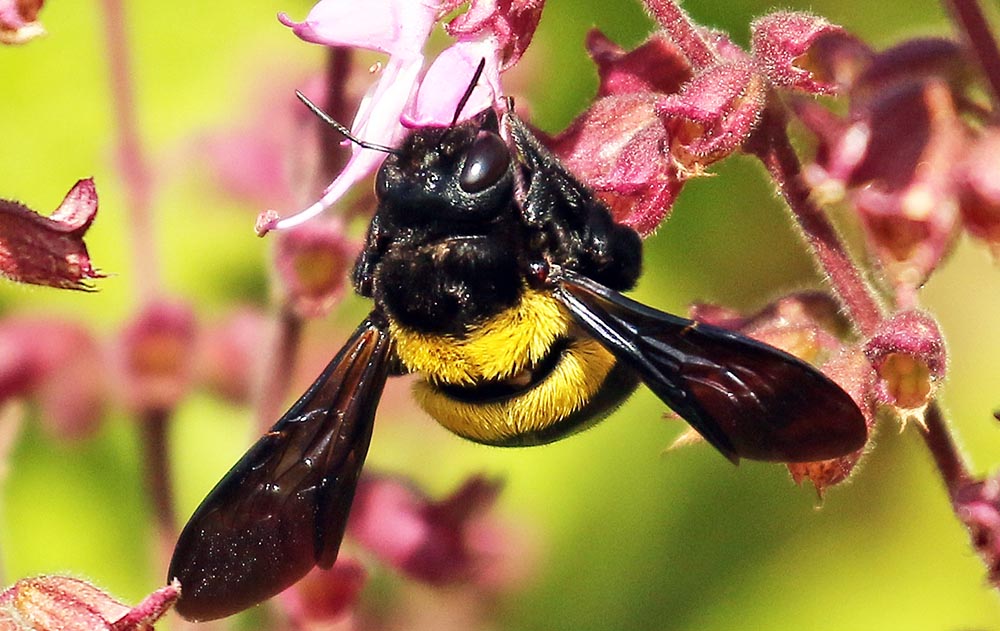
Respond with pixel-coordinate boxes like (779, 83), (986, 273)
(348, 475), (503, 585)
(260, 0), (541, 234)
(957, 128), (1000, 254)
(795, 39), (974, 301)
(0, 179), (104, 290)
(262, 0), (447, 234)
(750, 12), (850, 94)
(689, 293), (875, 494)
(405, 0), (543, 125)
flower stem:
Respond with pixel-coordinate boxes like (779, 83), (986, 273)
(140, 408), (176, 541)
(746, 102), (884, 337)
(101, 0), (179, 576)
(99, 0), (160, 302)
(642, 0), (717, 69)
(750, 96), (977, 570)
(922, 402), (973, 497)
(943, 0), (1000, 110)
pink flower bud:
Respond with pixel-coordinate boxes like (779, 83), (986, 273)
(853, 82), (963, 294)
(549, 92), (680, 235)
(348, 475), (503, 585)
(750, 11), (848, 94)
(585, 30), (691, 98)
(787, 347), (875, 495)
(851, 38), (972, 104)
(0, 179), (104, 290)
(196, 307), (268, 405)
(957, 128), (1000, 254)
(278, 559), (367, 627)
(33, 327), (106, 441)
(119, 301), (197, 413)
(0, 0), (44, 44)
(0, 576), (178, 630)
(689, 293), (872, 493)
(864, 309), (946, 415)
(656, 61), (767, 166)
(274, 221), (356, 318)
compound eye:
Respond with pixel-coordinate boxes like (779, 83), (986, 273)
(459, 131), (510, 193)
(374, 167), (390, 199)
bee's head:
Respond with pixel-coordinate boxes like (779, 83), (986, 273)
(375, 108), (515, 225)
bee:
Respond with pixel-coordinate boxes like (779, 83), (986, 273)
(168, 81), (867, 621)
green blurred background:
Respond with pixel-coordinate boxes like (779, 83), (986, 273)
(3, 0), (1000, 629)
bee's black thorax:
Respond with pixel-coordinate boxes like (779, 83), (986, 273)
(353, 108), (642, 337)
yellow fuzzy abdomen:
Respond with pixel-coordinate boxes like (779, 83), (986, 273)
(390, 289), (619, 444)
(389, 289), (571, 385)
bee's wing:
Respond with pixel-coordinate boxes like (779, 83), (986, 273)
(552, 269), (867, 463)
(169, 315), (393, 621)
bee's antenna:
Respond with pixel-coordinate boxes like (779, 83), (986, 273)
(295, 90), (402, 155)
(450, 58), (488, 128)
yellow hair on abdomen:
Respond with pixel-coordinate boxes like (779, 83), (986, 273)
(413, 338), (617, 443)
(390, 289), (570, 385)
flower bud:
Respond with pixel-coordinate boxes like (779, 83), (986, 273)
(0, 179), (103, 290)
(864, 309), (946, 419)
(0, 318), (105, 440)
(119, 301), (197, 413)
(656, 61), (767, 166)
(750, 11), (851, 94)
(278, 559), (367, 628)
(274, 221), (356, 318)
(586, 30), (691, 98)
(689, 293), (872, 493)
(0, 576), (178, 630)
(196, 307), (268, 405)
(0, 0), (45, 44)
(957, 128), (1000, 255)
(549, 92), (679, 236)
(787, 347), (875, 495)
(348, 475), (503, 585)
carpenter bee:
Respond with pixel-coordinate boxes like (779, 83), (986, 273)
(169, 82), (867, 620)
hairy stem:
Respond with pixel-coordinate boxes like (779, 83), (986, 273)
(642, 0), (717, 69)
(943, 0), (1000, 111)
(922, 402), (972, 497)
(750, 97), (977, 566)
(746, 103), (884, 337)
